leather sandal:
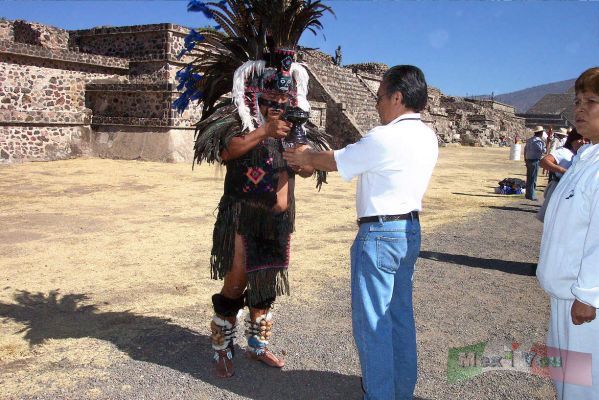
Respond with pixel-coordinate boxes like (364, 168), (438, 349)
(214, 348), (234, 378)
(246, 347), (285, 368)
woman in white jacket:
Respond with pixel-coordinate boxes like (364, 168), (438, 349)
(537, 67), (599, 399)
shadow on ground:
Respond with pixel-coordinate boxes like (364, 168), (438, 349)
(419, 251), (537, 276)
(519, 203), (541, 208)
(451, 192), (522, 199)
(0, 290), (392, 400)
(484, 205), (538, 214)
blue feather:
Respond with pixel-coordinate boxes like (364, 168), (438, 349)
(175, 65), (192, 82)
(173, 92), (190, 113)
(187, 0), (214, 19)
(184, 73), (203, 90)
(174, 68), (204, 112)
(190, 90), (204, 101)
(177, 29), (205, 59)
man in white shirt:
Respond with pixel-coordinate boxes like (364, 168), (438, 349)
(552, 128), (569, 151)
(283, 65), (438, 400)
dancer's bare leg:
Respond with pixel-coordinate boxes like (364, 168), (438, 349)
(220, 234), (247, 320)
(211, 234), (246, 378)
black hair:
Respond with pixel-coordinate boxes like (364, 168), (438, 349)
(382, 65), (428, 112)
(564, 128), (583, 151)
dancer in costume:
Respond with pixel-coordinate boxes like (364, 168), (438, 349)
(175, 0), (332, 378)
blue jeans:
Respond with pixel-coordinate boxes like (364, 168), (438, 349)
(525, 159), (540, 200)
(351, 217), (421, 400)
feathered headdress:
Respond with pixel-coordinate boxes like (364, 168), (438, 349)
(174, 0), (334, 131)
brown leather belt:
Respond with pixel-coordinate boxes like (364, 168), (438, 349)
(357, 211), (419, 225)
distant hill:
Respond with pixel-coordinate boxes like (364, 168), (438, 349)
(494, 79), (575, 113)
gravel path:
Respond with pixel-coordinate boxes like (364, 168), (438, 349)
(7, 200), (555, 400)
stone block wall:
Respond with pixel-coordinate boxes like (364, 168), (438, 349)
(0, 40), (129, 71)
(129, 61), (171, 84)
(0, 19), (14, 41)
(70, 24), (169, 59)
(0, 20), (206, 164)
(170, 96), (204, 129)
(308, 101), (327, 129)
(306, 69), (362, 149)
(168, 25), (194, 61)
(0, 22), (129, 163)
(431, 95), (526, 146)
(0, 125), (90, 162)
(302, 50), (379, 139)
(299, 48), (334, 65)
(355, 71), (381, 96)
(0, 59), (119, 162)
(3, 59), (88, 112)
(69, 24), (190, 84)
(469, 99), (516, 113)
(347, 62), (389, 76)
(13, 20), (69, 50)
(86, 83), (171, 120)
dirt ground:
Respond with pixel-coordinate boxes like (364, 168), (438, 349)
(0, 147), (552, 399)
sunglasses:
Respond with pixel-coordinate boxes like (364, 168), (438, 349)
(258, 97), (288, 110)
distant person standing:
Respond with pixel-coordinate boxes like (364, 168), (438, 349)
(334, 45), (342, 66)
(550, 128), (569, 153)
(524, 126), (547, 200)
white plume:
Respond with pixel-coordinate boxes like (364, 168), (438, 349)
(291, 62), (310, 112)
(232, 60), (266, 132)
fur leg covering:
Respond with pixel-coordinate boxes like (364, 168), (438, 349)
(245, 312), (285, 368)
(212, 293), (245, 317)
(210, 312), (241, 378)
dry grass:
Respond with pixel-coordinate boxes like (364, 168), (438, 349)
(0, 146), (530, 397)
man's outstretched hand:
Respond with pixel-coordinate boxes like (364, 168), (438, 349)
(283, 146), (314, 169)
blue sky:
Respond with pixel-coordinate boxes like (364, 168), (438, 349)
(1, 0), (597, 96)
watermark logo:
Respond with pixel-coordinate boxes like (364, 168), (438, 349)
(447, 340), (592, 386)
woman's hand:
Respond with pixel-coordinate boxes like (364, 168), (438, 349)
(571, 299), (596, 325)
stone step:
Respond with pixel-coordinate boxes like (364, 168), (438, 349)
(307, 60), (382, 136)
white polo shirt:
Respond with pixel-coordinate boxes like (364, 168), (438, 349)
(333, 113), (438, 218)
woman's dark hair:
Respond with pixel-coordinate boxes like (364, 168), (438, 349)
(575, 67), (599, 96)
(382, 65), (428, 112)
(564, 128), (583, 151)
